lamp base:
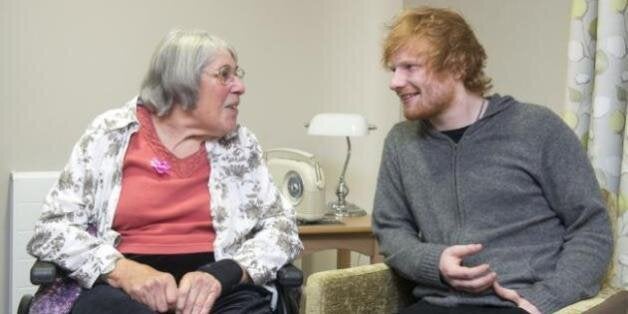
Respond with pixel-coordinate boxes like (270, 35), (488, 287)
(326, 201), (367, 217)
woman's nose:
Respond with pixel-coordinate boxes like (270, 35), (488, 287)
(231, 77), (246, 94)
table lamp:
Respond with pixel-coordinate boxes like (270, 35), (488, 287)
(307, 113), (376, 217)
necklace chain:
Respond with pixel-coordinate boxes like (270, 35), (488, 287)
(475, 99), (487, 123)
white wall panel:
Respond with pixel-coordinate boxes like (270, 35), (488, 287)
(9, 172), (59, 314)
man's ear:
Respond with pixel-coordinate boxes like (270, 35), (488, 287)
(453, 69), (465, 81)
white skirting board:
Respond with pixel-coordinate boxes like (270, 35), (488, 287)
(9, 171), (60, 314)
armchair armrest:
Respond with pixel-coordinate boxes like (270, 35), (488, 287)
(582, 290), (628, 314)
(303, 263), (414, 314)
(556, 286), (626, 314)
(30, 260), (57, 285)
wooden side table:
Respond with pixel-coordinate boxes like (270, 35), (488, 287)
(298, 215), (383, 268)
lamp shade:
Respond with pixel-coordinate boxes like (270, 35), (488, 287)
(307, 113), (369, 137)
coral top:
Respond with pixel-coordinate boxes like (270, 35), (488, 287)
(113, 105), (215, 254)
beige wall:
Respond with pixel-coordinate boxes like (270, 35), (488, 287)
(406, 0), (572, 111)
(0, 0), (402, 307)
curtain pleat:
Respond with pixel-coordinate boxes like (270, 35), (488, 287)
(563, 0), (628, 289)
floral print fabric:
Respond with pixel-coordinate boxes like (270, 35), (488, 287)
(27, 97), (303, 289)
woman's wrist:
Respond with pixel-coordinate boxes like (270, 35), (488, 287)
(98, 256), (123, 284)
(103, 257), (137, 287)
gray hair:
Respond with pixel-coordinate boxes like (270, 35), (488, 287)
(139, 29), (237, 116)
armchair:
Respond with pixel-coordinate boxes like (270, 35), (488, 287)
(303, 190), (627, 313)
(18, 261), (303, 314)
(302, 263), (412, 314)
(303, 263), (625, 314)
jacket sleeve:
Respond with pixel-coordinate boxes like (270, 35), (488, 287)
(517, 113), (613, 313)
(372, 128), (448, 289)
(26, 121), (123, 288)
(230, 134), (304, 285)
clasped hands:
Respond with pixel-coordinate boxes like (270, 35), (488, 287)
(439, 244), (541, 314)
(106, 258), (223, 314)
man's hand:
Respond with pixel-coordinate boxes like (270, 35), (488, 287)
(439, 244), (496, 293)
(493, 281), (541, 314)
(105, 258), (177, 313)
(176, 271), (222, 314)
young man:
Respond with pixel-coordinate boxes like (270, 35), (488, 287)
(372, 7), (613, 314)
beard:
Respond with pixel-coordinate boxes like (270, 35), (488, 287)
(401, 84), (455, 121)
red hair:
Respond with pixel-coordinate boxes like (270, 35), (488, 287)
(382, 7), (492, 95)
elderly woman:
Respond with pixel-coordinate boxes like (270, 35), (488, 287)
(27, 29), (302, 314)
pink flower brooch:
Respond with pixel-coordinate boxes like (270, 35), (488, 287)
(150, 158), (171, 175)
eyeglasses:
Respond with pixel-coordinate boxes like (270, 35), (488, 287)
(205, 66), (245, 85)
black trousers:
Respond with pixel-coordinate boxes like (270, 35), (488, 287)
(399, 300), (529, 314)
(71, 282), (273, 314)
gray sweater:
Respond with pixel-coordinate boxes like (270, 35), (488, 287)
(372, 94), (613, 313)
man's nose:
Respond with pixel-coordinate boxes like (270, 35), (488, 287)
(389, 70), (405, 91)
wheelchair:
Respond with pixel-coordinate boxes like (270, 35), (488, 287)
(18, 260), (303, 314)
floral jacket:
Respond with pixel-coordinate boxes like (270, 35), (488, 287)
(27, 97), (303, 288)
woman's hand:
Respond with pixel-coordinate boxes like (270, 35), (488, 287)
(493, 281), (541, 314)
(105, 258), (177, 313)
(176, 271), (222, 314)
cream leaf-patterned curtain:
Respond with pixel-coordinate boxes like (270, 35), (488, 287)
(563, 0), (628, 289)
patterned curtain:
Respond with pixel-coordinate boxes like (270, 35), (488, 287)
(563, 0), (628, 288)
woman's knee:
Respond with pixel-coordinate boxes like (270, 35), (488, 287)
(71, 284), (153, 314)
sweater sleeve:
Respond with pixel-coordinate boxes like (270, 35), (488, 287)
(517, 113), (613, 313)
(229, 131), (304, 285)
(26, 121), (123, 288)
(372, 127), (448, 289)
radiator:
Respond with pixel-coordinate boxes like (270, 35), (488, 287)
(9, 171), (60, 314)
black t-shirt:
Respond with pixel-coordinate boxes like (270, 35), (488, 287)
(441, 125), (469, 143)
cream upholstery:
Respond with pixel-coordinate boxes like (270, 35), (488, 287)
(302, 263), (412, 314)
(303, 262), (624, 313)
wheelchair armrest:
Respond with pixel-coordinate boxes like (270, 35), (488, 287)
(277, 264), (303, 287)
(30, 260), (58, 285)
